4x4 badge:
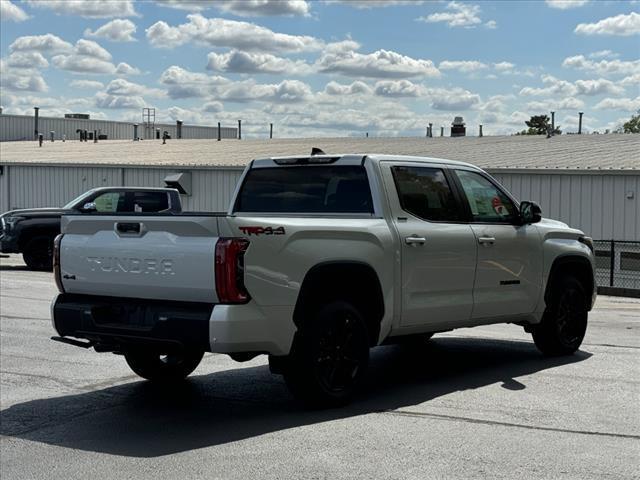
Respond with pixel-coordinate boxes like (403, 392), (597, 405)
(239, 226), (285, 236)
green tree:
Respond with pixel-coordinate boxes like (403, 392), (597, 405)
(622, 112), (640, 133)
(524, 115), (562, 135)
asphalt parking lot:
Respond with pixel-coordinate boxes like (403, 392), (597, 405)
(1, 254), (639, 479)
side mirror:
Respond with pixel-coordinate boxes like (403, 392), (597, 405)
(81, 202), (97, 212)
(519, 201), (542, 224)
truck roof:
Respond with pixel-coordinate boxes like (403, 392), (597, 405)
(254, 153), (480, 170)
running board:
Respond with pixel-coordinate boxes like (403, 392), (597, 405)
(51, 336), (94, 349)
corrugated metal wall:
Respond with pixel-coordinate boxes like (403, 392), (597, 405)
(0, 114), (237, 142)
(490, 171), (639, 241)
(0, 165), (638, 240)
(1, 165), (243, 212)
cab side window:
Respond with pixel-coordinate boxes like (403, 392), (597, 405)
(455, 170), (517, 223)
(92, 192), (126, 213)
(392, 166), (463, 222)
(132, 191), (169, 212)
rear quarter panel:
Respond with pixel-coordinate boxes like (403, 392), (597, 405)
(220, 216), (397, 342)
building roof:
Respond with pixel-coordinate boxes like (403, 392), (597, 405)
(1, 134), (638, 172)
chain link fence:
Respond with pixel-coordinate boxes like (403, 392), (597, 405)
(593, 240), (640, 297)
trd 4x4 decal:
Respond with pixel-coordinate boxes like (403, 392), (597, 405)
(239, 226), (285, 236)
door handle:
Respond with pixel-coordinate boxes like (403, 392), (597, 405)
(115, 222), (144, 236)
(405, 235), (426, 245)
(478, 236), (496, 245)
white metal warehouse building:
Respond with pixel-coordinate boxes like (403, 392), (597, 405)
(2, 134), (639, 291)
(1, 134), (637, 241)
(0, 113), (237, 142)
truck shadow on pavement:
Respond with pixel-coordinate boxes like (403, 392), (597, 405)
(0, 337), (591, 457)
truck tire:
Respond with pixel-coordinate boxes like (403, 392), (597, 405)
(532, 275), (588, 356)
(22, 236), (54, 271)
(283, 301), (370, 408)
(124, 350), (204, 382)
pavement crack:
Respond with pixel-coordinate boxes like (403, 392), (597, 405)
(382, 409), (640, 440)
(582, 342), (640, 350)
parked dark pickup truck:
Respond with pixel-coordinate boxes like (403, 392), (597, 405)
(0, 187), (182, 270)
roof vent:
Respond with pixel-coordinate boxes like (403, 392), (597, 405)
(311, 147), (326, 156)
(164, 172), (192, 195)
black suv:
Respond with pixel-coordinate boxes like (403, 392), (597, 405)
(0, 187), (182, 270)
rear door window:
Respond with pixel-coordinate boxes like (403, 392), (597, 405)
(132, 191), (169, 212)
(235, 166), (373, 214)
(391, 166), (464, 222)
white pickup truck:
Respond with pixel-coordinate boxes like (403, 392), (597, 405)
(51, 152), (596, 406)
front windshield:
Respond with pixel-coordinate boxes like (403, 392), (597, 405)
(63, 189), (96, 209)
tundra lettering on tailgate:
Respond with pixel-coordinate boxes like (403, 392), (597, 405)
(239, 226), (285, 236)
(86, 257), (175, 275)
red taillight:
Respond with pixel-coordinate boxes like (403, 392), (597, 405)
(215, 237), (250, 304)
(53, 234), (65, 293)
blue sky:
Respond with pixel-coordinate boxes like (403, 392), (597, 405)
(1, 0), (639, 137)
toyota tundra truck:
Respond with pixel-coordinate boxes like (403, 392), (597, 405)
(51, 153), (596, 407)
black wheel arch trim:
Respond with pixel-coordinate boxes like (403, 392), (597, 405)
(545, 254), (595, 310)
(293, 260), (385, 345)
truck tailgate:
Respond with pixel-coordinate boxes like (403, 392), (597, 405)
(59, 215), (221, 303)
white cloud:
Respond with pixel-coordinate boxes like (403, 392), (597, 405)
(6, 51), (49, 69)
(574, 78), (626, 96)
(9, 34), (73, 53)
(418, 2), (491, 29)
(619, 73), (640, 86)
(52, 55), (116, 74)
(115, 62), (141, 75)
(439, 60), (488, 73)
(70, 79), (104, 90)
(317, 48), (440, 78)
(206, 50), (311, 75)
(203, 101), (223, 112)
(545, 0), (588, 9)
(520, 74), (625, 97)
(594, 96), (640, 111)
(155, 0), (310, 16)
(75, 39), (112, 61)
(159, 65), (230, 98)
(374, 79), (426, 97)
(0, 60), (47, 92)
(218, 79), (312, 103)
(484, 20), (497, 29)
(104, 79), (164, 97)
(95, 92), (146, 109)
(0, 93), (107, 118)
(146, 14), (322, 52)
(562, 54), (640, 76)
(85, 19), (137, 42)
(46, 39), (140, 76)
(323, 81), (372, 95)
(575, 12), (640, 36)
(24, 0), (138, 18)
(526, 97), (585, 111)
(588, 50), (619, 59)
(494, 61), (515, 72)
(0, 72), (48, 92)
(1, 0), (29, 22)
(326, 1), (424, 8)
(50, 40), (116, 74)
(428, 87), (480, 110)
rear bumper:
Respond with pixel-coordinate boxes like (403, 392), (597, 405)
(51, 294), (297, 356)
(52, 293), (213, 352)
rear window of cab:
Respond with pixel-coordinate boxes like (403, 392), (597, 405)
(234, 166), (373, 214)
